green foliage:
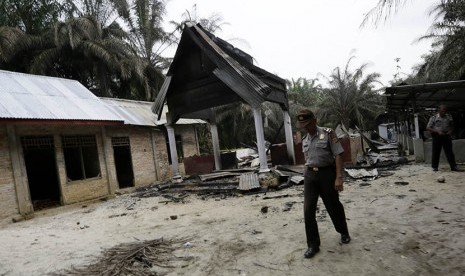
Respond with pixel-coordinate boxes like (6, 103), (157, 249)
(0, 26), (31, 63)
(286, 77), (322, 109)
(362, 1), (465, 84)
(195, 124), (214, 155)
(0, 0), (167, 101)
(0, 0), (63, 35)
(123, 0), (173, 68)
(168, 4), (229, 41)
(315, 56), (385, 130)
(215, 103), (255, 149)
(412, 1), (465, 82)
(214, 101), (288, 149)
(360, 0), (407, 28)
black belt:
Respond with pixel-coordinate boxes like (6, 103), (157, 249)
(307, 166), (334, 172)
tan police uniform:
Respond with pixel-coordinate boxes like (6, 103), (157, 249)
(302, 126), (344, 168)
(427, 113), (458, 170)
(427, 114), (453, 134)
(302, 126), (349, 249)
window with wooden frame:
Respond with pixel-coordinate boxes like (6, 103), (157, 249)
(62, 135), (101, 181)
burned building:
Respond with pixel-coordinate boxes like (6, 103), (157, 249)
(152, 23), (295, 176)
(0, 70), (204, 220)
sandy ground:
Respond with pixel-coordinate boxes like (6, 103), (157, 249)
(0, 162), (464, 276)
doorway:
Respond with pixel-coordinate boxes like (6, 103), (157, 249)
(112, 137), (135, 188)
(21, 136), (61, 211)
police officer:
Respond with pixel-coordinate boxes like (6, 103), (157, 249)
(296, 109), (350, 259)
(426, 104), (461, 172)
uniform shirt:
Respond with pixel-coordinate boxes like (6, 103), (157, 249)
(302, 126), (344, 167)
(427, 114), (453, 134)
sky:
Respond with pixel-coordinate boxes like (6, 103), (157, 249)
(162, 0), (437, 87)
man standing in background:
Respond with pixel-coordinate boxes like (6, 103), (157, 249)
(426, 104), (461, 172)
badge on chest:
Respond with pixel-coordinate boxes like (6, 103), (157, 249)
(319, 133), (325, 140)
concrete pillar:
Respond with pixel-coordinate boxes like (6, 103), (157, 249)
(210, 111), (222, 171)
(413, 138), (425, 162)
(53, 133), (67, 204)
(166, 112), (181, 179)
(101, 127), (117, 196)
(283, 110), (296, 164)
(414, 113), (420, 139)
(150, 130), (160, 181)
(253, 107), (269, 172)
(7, 125), (33, 217)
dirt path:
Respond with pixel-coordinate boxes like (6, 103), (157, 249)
(0, 163), (464, 275)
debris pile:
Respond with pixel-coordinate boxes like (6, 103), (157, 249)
(57, 237), (193, 276)
(134, 144), (407, 200)
(134, 164), (306, 201)
(344, 149), (410, 182)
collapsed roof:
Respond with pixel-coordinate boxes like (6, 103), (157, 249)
(152, 23), (288, 123)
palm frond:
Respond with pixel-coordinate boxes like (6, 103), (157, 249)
(360, 0), (408, 28)
(0, 26), (30, 62)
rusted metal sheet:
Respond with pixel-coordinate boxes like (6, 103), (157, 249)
(238, 173), (260, 191)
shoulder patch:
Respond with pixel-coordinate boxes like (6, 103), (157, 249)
(329, 130), (339, 144)
(323, 128), (332, 133)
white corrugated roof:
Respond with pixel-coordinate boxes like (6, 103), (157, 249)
(0, 70), (122, 122)
(101, 98), (206, 126)
(155, 104), (206, 125)
(101, 98), (157, 126)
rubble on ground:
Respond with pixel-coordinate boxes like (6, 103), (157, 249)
(56, 237), (193, 276)
(134, 145), (407, 201)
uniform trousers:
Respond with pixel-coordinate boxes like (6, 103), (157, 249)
(431, 134), (456, 169)
(304, 167), (349, 248)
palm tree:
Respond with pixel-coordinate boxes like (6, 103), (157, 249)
(26, 16), (137, 98)
(361, 0), (411, 27)
(0, 26), (31, 64)
(317, 56), (385, 130)
(361, 0), (462, 27)
(214, 102), (255, 149)
(361, 0), (465, 84)
(121, 0), (172, 100)
(413, 1), (465, 82)
(169, 4), (229, 40)
(287, 77), (322, 109)
(126, 0), (171, 65)
(0, 0), (168, 100)
(0, 0), (63, 35)
(0, 0), (64, 72)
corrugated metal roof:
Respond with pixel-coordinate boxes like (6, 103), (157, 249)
(193, 24), (272, 102)
(101, 98), (157, 126)
(238, 173), (261, 191)
(101, 98), (205, 126)
(152, 75), (171, 120)
(385, 80), (465, 112)
(0, 70), (122, 122)
(155, 104), (206, 125)
(154, 23), (287, 121)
